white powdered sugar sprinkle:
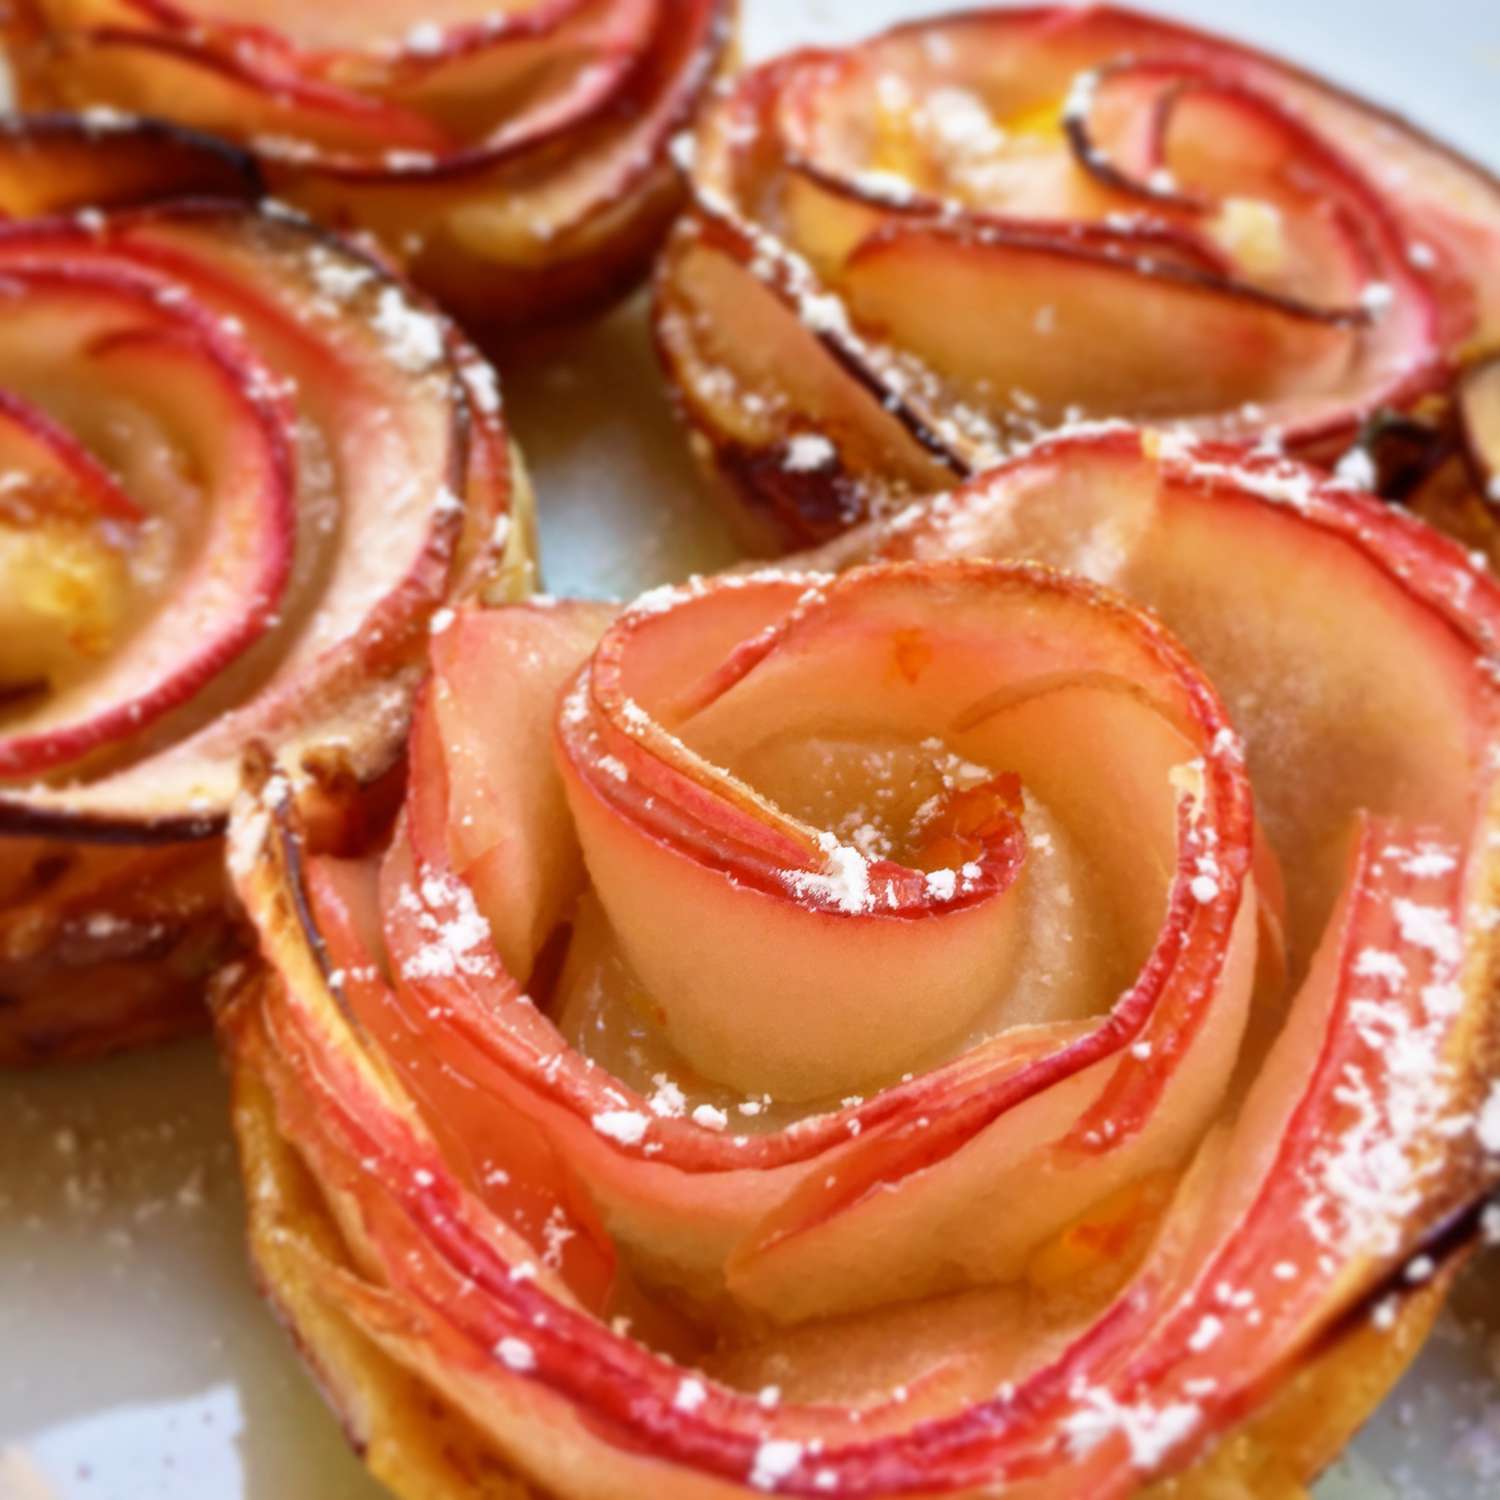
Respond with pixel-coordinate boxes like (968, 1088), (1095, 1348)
(1187, 1315), (1223, 1352)
(1354, 948), (1408, 990)
(674, 1377), (707, 1413)
(596, 754), (629, 783)
(398, 873), (496, 981)
(1298, 840), (1469, 1260)
(784, 839), (873, 913)
(783, 433), (837, 472)
(591, 1110), (649, 1145)
(495, 1337), (536, 1373)
(1392, 899), (1461, 966)
(403, 20), (444, 53)
(1333, 446), (1377, 492)
(371, 285), (446, 373)
(749, 1438), (804, 1491)
(1062, 1387), (1200, 1469)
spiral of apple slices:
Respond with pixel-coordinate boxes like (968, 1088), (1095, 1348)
(0, 124), (529, 1064)
(4, 0), (735, 337)
(224, 429), (1500, 1499)
(654, 4), (1500, 552)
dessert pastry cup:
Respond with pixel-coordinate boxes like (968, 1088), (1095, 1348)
(4, 0), (737, 337)
(654, 4), (1500, 552)
(221, 427), (1500, 1498)
(0, 115), (532, 1062)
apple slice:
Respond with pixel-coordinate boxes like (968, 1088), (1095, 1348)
(0, 263), (294, 779)
(653, 206), (976, 552)
(372, 0), (659, 146)
(839, 221), (1360, 423)
(0, 388), (142, 699)
(0, 109), (261, 217)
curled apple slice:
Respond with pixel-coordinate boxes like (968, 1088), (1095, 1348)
(223, 427), (1500, 1498)
(6, 0), (734, 336)
(0, 117), (531, 1064)
(0, 108), (263, 216)
(655, 5), (1500, 550)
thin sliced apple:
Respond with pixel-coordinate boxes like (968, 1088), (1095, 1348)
(429, 601), (616, 981)
(0, 266), (293, 778)
(0, 390), (144, 700)
(0, 386), (143, 524)
(0, 109), (262, 218)
(652, 212), (968, 552)
(376, 0), (658, 147)
(841, 222), (1359, 422)
(77, 28), (453, 154)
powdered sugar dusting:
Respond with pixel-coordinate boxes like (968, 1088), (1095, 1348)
(674, 1376), (707, 1413)
(749, 1438), (804, 1491)
(397, 873), (497, 981)
(591, 1109), (649, 1146)
(1062, 1386), (1200, 1469)
(783, 839), (873, 913)
(495, 1336), (535, 1373)
(371, 286), (446, 374)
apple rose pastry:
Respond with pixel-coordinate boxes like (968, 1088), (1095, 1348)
(0, 121), (528, 1063)
(655, 4), (1500, 551)
(222, 429), (1500, 1498)
(3, 0), (734, 336)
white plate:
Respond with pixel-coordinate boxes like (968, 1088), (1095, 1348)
(4, 3), (1500, 1496)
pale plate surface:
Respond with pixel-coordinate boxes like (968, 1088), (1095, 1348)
(3, 2), (1500, 1497)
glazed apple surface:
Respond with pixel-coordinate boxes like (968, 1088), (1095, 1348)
(0, 115), (529, 1062)
(3, 0), (735, 336)
(224, 427), (1500, 1499)
(654, 4), (1500, 551)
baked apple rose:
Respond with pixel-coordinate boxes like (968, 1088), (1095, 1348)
(223, 426), (1500, 1498)
(654, 4), (1500, 550)
(0, 116), (529, 1062)
(3, 0), (735, 335)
